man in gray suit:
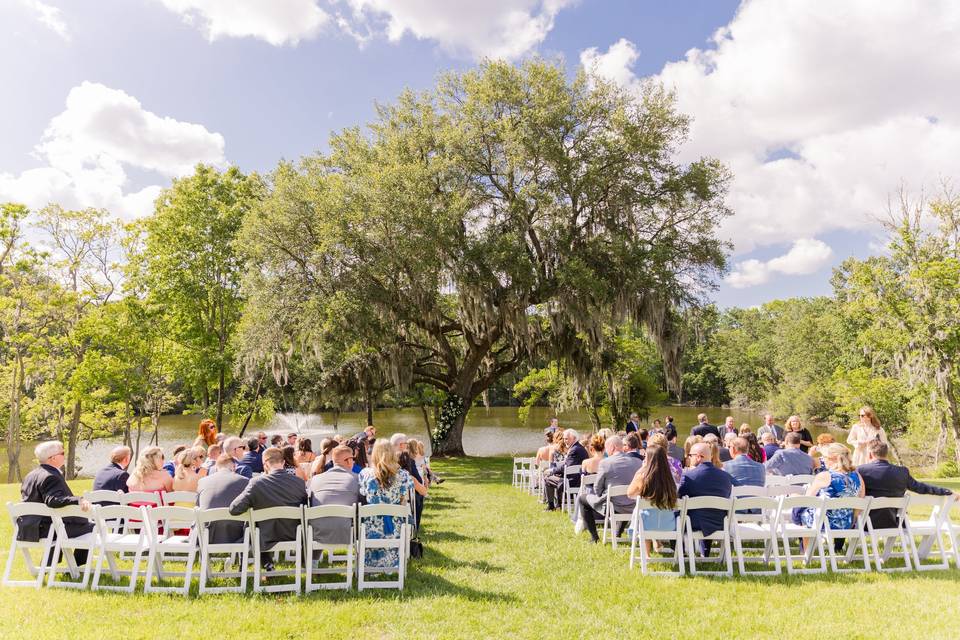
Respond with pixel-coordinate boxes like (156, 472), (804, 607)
(576, 433), (645, 543)
(197, 454), (249, 543)
(308, 445), (360, 545)
(229, 447), (307, 570)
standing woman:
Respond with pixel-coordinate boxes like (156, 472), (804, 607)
(785, 415), (814, 453)
(197, 418), (218, 446)
(847, 406), (888, 466)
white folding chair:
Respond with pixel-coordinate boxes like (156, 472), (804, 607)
(91, 505), (150, 592)
(3, 502), (56, 588)
(778, 496), (827, 575)
(683, 496), (734, 576)
(573, 474), (598, 529)
(196, 507), (250, 595)
(905, 494), (952, 571)
(304, 504), (356, 591)
(512, 458), (525, 488)
(731, 485), (766, 498)
(534, 461), (550, 501)
(162, 491), (198, 507)
(765, 476), (788, 487)
(45, 505), (98, 589)
(118, 491), (162, 540)
(561, 465), (582, 514)
(357, 504), (410, 590)
(519, 457), (537, 493)
(865, 496), (913, 572)
(944, 499), (960, 567)
(731, 496), (781, 576)
(629, 497), (686, 576)
(601, 486), (634, 548)
(785, 474), (815, 486)
(144, 506), (198, 595)
(820, 497), (872, 573)
(83, 490), (124, 505)
(766, 485), (804, 499)
(251, 506), (303, 594)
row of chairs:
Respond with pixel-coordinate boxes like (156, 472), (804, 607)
(4, 500), (412, 594)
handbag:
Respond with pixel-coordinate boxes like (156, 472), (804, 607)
(409, 537), (424, 559)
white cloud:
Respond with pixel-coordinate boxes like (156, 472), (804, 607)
(727, 238), (833, 288)
(157, 0), (329, 46)
(580, 1), (960, 278)
(18, 0), (69, 40)
(0, 82), (224, 219)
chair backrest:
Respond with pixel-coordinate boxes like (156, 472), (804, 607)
(765, 476), (788, 487)
(732, 496), (779, 520)
(358, 503), (410, 520)
(94, 505), (147, 537)
(83, 490), (123, 504)
(250, 505), (304, 524)
(120, 491), (162, 507)
(563, 465), (581, 479)
(607, 484), (630, 498)
(162, 491), (198, 506)
(866, 496), (909, 526)
(195, 506), (250, 526)
(785, 474), (815, 485)
(580, 474), (599, 488)
(732, 485), (766, 498)
(684, 496), (733, 512)
(145, 505), (197, 535)
(766, 485), (804, 498)
(824, 496), (871, 512)
(303, 503), (356, 529)
(6, 501), (54, 520)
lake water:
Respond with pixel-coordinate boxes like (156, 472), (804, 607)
(2, 405), (839, 478)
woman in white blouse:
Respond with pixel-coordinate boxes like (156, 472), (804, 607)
(846, 405), (888, 466)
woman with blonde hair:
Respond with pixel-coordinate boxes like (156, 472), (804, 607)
(172, 447), (206, 492)
(581, 433), (606, 474)
(785, 415), (814, 452)
(847, 406), (889, 465)
(310, 437), (338, 476)
(127, 446), (173, 493)
(738, 423), (753, 436)
(358, 440), (427, 568)
(683, 435), (703, 468)
(795, 444), (865, 549)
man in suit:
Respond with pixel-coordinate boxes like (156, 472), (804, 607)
(544, 429), (588, 511)
(197, 454), (250, 543)
(19, 441), (94, 565)
(723, 437), (765, 487)
(625, 413), (640, 433)
(308, 445), (361, 545)
(222, 436), (253, 479)
(678, 442), (739, 556)
(691, 413), (720, 439)
(92, 446), (131, 497)
(229, 447), (307, 571)
(721, 416), (738, 438)
(765, 433), (816, 476)
(240, 436), (265, 474)
(577, 434), (644, 543)
(858, 441), (956, 529)
(757, 414), (785, 443)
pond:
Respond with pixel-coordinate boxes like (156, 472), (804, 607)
(3, 405), (841, 479)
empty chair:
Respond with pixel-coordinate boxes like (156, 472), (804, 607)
(601, 485), (634, 548)
(162, 491), (198, 507)
(45, 505), (98, 589)
(3, 502), (56, 588)
(143, 506), (198, 595)
(682, 496), (734, 576)
(519, 457), (537, 493)
(730, 496), (781, 576)
(560, 465), (582, 514)
(304, 504), (356, 591)
(82, 490), (124, 505)
(629, 497), (687, 577)
(196, 507), (250, 595)
(778, 495), (827, 575)
(91, 505), (150, 592)
(512, 458), (527, 489)
(357, 503), (410, 590)
(905, 494), (952, 571)
(865, 496), (913, 572)
(821, 496), (872, 573)
(251, 506), (303, 594)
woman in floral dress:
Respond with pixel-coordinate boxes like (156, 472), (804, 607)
(359, 440), (419, 568)
(794, 443), (865, 551)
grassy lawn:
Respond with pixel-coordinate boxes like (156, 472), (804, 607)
(0, 458), (958, 640)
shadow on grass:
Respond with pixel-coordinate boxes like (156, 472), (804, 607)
(423, 529), (494, 544)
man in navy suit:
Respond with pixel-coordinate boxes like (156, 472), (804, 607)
(858, 441), (956, 529)
(678, 442), (739, 556)
(625, 413), (640, 433)
(92, 446), (131, 496)
(544, 429), (588, 511)
(691, 413), (720, 439)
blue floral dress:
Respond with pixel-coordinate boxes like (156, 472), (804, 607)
(799, 470), (861, 529)
(359, 468), (414, 568)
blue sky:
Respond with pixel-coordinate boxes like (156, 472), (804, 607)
(2, 0), (956, 307)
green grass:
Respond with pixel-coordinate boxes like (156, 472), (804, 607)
(0, 459), (958, 640)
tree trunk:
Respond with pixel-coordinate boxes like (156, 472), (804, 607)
(945, 375), (960, 466)
(150, 407), (160, 446)
(332, 407), (341, 430)
(6, 354), (23, 483)
(420, 404), (435, 445)
(433, 393), (469, 457)
(365, 389), (374, 426)
(134, 414), (143, 461)
(216, 364), (225, 431)
(238, 374), (265, 438)
(65, 399), (81, 479)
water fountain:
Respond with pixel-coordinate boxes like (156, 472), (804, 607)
(266, 412), (339, 441)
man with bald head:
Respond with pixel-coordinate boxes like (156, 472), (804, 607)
(92, 445), (131, 494)
(678, 442), (738, 557)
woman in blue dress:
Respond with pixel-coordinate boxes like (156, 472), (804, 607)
(627, 444), (679, 553)
(359, 440), (424, 568)
(794, 443), (864, 550)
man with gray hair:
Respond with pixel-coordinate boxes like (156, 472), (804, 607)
(92, 445), (131, 494)
(19, 441), (93, 564)
(222, 436), (253, 478)
(543, 429), (588, 511)
(577, 433), (644, 542)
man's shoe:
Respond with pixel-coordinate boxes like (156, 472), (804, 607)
(262, 561), (275, 573)
(544, 505), (557, 511)
(435, 477), (445, 484)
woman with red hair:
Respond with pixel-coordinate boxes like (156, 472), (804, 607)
(198, 418), (218, 445)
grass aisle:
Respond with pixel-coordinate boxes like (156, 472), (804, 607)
(0, 458), (958, 639)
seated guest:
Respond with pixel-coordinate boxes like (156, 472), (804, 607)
(240, 437), (265, 474)
(738, 423), (753, 436)
(270, 434), (283, 448)
(295, 438), (315, 466)
(576, 433), (644, 543)
(282, 445), (309, 482)
(744, 433), (766, 463)
(705, 433), (730, 463)
(765, 433), (816, 476)
(723, 437), (765, 487)
(691, 413), (720, 439)
(648, 432), (682, 484)
(858, 441), (957, 529)
(392, 433), (427, 527)
(678, 442), (738, 556)
(627, 444), (679, 551)
(19, 441), (94, 565)
(535, 431), (556, 466)
(311, 438), (337, 475)
(722, 432), (737, 461)
(794, 444), (864, 550)
(683, 435), (703, 468)
(127, 446), (173, 494)
(201, 444), (221, 473)
(359, 440), (426, 568)
(222, 436), (253, 479)
(229, 447), (308, 571)
(638, 428), (649, 450)
(197, 454), (249, 543)
(581, 433), (606, 474)
(811, 433), (835, 470)
(172, 447), (206, 492)
(308, 445), (361, 544)
(92, 446), (131, 494)
(544, 429), (588, 511)
(761, 432), (781, 461)
(666, 429), (684, 465)
(162, 444), (187, 477)
(349, 440), (368, 472)
(286, 433), (298, 447)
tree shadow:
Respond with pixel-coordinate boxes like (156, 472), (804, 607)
(423, 529), (494, 544)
